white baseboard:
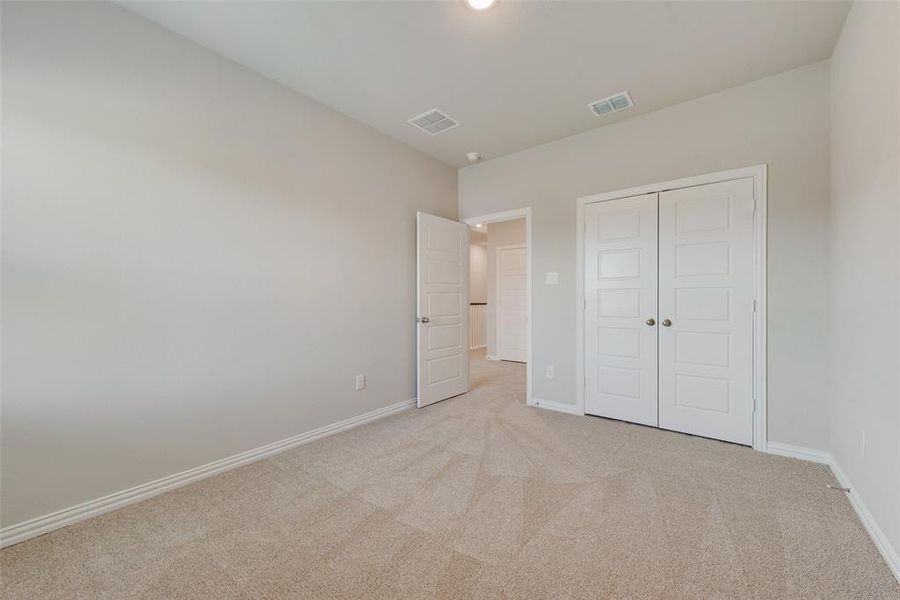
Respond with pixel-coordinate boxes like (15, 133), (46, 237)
(0, 398), (416, 549)
(765, 442), (899, 583)
(531, 397), (581, 415)
(829, 457), (900, 583)
(486, 354), (500, 361)
(765, 441), (831, 464)
(4, 405), (897, 584)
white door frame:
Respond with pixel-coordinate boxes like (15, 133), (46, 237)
(576, 165), (768, 451)
(495, 244), (528, 363)
(461, 208), (533, 407)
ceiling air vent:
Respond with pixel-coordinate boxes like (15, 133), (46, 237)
(408, 108), (460, 136)
(588, 91), (634, 117)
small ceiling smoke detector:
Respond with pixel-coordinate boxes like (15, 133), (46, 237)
(408, 108), (459, 136)
(465, 0), (497, 10)
(588, 91), (634, 117)
(466, 152), (482, 162)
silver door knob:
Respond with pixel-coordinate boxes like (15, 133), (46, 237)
(645, 318), (656, 326)
(420, 317), (430, 323)
(662, 319), (672, 327)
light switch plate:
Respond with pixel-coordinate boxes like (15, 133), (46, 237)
(545, 272), (559, 285)
(355, 374), (365, 391)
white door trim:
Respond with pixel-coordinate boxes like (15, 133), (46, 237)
(495, 244), (528, 363)
(462, 208), (533, 406)
(576, 165), (768, 451)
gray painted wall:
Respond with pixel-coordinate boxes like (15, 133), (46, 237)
(829, 0), (900, 565)
(460, 61), (832, 451)
(1, 2), (457, 527)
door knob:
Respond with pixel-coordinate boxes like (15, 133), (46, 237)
(645, 318), (656, 326)
(662, 319), (672, 327)
(420, 317), (430, 323)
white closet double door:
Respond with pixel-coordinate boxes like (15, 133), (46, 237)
(584, 178), (755, 445)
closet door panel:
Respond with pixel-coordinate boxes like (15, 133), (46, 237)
(584, 193), (658, 426)
(657, 178), (755, 445)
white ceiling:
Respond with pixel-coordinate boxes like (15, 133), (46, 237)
(123, 1), (850, 167)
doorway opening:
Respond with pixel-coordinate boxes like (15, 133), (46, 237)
(463, 209), (532, 406)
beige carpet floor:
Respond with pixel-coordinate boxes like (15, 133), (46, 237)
(2, 350), (898, 599)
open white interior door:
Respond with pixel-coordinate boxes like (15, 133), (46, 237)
(417, 212), (469, 407)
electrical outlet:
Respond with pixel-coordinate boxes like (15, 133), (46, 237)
(355, 374), (365, 391)
(546, 366), (555, 379)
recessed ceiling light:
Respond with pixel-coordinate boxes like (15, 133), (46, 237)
(465, 0), (497, 11)
(475, 224), (484, 228)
